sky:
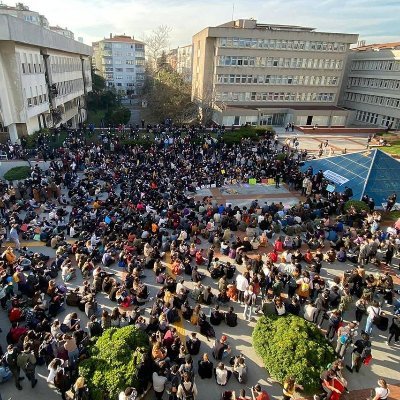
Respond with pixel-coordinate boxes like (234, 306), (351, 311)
(20, 0), (400, 47)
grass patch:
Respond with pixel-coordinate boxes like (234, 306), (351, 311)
(4, 166), (31, 181)
(380, 140), (400, 156)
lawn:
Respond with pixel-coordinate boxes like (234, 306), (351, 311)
(380, 140), (400, 156)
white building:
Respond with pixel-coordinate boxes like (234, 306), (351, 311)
(177, 44), (193, 82)
(92, 34), (145, 95)
(50, 26), (75, 40)
(0, 2), (49, 27)
(0, 14), (92, 142)
(340, 42), (400, 130)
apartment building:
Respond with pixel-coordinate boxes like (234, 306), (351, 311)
(0, 2), (49, 27)
(192, 19), (358, 126)
(50, 26), (75, 40)
(340, 42), (400, 130)
(177, 44), (193, 82)
(92, 34), (145, 95)
(0, 14), (92, 142)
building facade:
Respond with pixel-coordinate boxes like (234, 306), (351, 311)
(50, 26), (75, 40)
(0, 14), (92, 142)
(0, 2), (49, 27)
(192, 19), (358, 126)
(92, 34), (145, 95)
(339, 42), (400, 130)
(177, 45), (193, 82)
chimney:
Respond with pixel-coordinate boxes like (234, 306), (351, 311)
(110, 33), (112, 39)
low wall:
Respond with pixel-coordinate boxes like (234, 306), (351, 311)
(296, 126), (383, 134)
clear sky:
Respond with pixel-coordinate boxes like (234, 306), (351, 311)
(22, 0), (400, 47)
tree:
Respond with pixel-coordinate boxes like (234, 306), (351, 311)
(253, 314), (335, 393)
(145, 67), (197, 124)
(91, 67), (106, 94)
(79, 326), (149, 400)
(143, 25), (172, 70)
(108, 107), (131, 125)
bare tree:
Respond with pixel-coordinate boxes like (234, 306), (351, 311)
(143, 25), (172, 70)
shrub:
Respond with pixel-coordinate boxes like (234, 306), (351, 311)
(222, 128), (259, 145)
(79, 326), (149, 400)
(3, 166), (31, 181)
(253, 314), (335, 393)
(276, 153), (286, 161)
(344, 200), (369, 213)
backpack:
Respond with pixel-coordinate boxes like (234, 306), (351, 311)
(300, 279), (310, 293)
(182, 382), (194, 400)
(339, 332), (350, 345)
(360, 342), (372, 359)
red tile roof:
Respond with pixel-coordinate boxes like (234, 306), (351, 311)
(354, 42), (400, 51)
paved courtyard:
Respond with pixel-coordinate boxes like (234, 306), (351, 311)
(0, 182), (399, 400)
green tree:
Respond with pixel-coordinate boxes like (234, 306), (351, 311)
(79, 326), (149, 400)
(146, 67), (197, 123)
(253, 314), (335, 393)
(108, 107), (131, 125)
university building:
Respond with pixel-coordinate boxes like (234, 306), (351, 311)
(339, 42), (400, 130)
(92, 34), (145, 95)
(0, 14), (92, 142)
(192, 19), (358, 127)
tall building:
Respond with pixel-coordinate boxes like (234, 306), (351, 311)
(0, 14), (92, 142)
(92, 34), (145, 95)
(0, 2), (49, 27)
(177, 45), (193, 82)
(339, 42), (400, 130)
(50, 26), (75, 40)
(192, 19), (358, 126)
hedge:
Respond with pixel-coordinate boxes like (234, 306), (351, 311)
(3, 166), (31, 181)
(344, 200), (369, 213)
(79, 326), (149, 400)
(253, 314), (335, 393)
(222, 128), (259, 145)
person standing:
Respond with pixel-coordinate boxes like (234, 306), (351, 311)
(16, 344), (37, 388)
(152, 369), (168, 400)
(9, 224), (20, 251)
(346, 332), (371, 373)
(4, 344), (23, 390)
(177, 372), (198, 400)
(243, 285), (257, 322)
(251, 383), (270, 400)
(335, 321), (357, 359)
(365, 301), (381, 336)
(387, 315), (400, 345)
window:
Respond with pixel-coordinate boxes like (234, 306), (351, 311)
(126, 60), (135, 65)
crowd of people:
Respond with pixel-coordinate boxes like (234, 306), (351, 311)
(0, 125), (398, 400)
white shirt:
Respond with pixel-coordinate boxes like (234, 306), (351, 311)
(152, 372), (167, 392)
(367, 305), (380, 319)
(236, 274), (249, 292)
(374, 387), (390, 399)
(215, 368), (228, 385)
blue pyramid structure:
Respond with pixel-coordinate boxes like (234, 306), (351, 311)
(300, 149), (400, 207)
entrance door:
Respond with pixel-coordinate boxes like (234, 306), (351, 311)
(306, 116), (313, 125)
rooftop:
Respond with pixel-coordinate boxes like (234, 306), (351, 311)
(353, 41), (400, 51)
(100, 34), (144, 44)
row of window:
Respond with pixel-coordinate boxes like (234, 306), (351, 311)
(55, 78), (84, 97)
(50, 56), (82, 74)
(356, 111), (399, 128)
(103, 43), (144, 50)
(216, 74), (339, 86)
(105, 67), (136, 73)
(102, 59), (144, 66)
(345, 91), (400, 108)
(27, 93), (48, 108)
(215, 91), (336, 102)
(347, 77), (400, 90)
(20, 52), (44, 74)
(350, 60), (400, 72)
(217, 56), (343, 69)
(105, 75), (136, 81)
(217, 38), (347, 52)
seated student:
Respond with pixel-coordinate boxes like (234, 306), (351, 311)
(225, 306), (238, 327)
(186, 332), (201, 355)
(231, 355), (247, 383)
(212, 335), (231, 360)
(210, 305), (224, 325)
(198, 353), (214, 379)
(336, 247), (347, 262)
(215, 362), (231, 386)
